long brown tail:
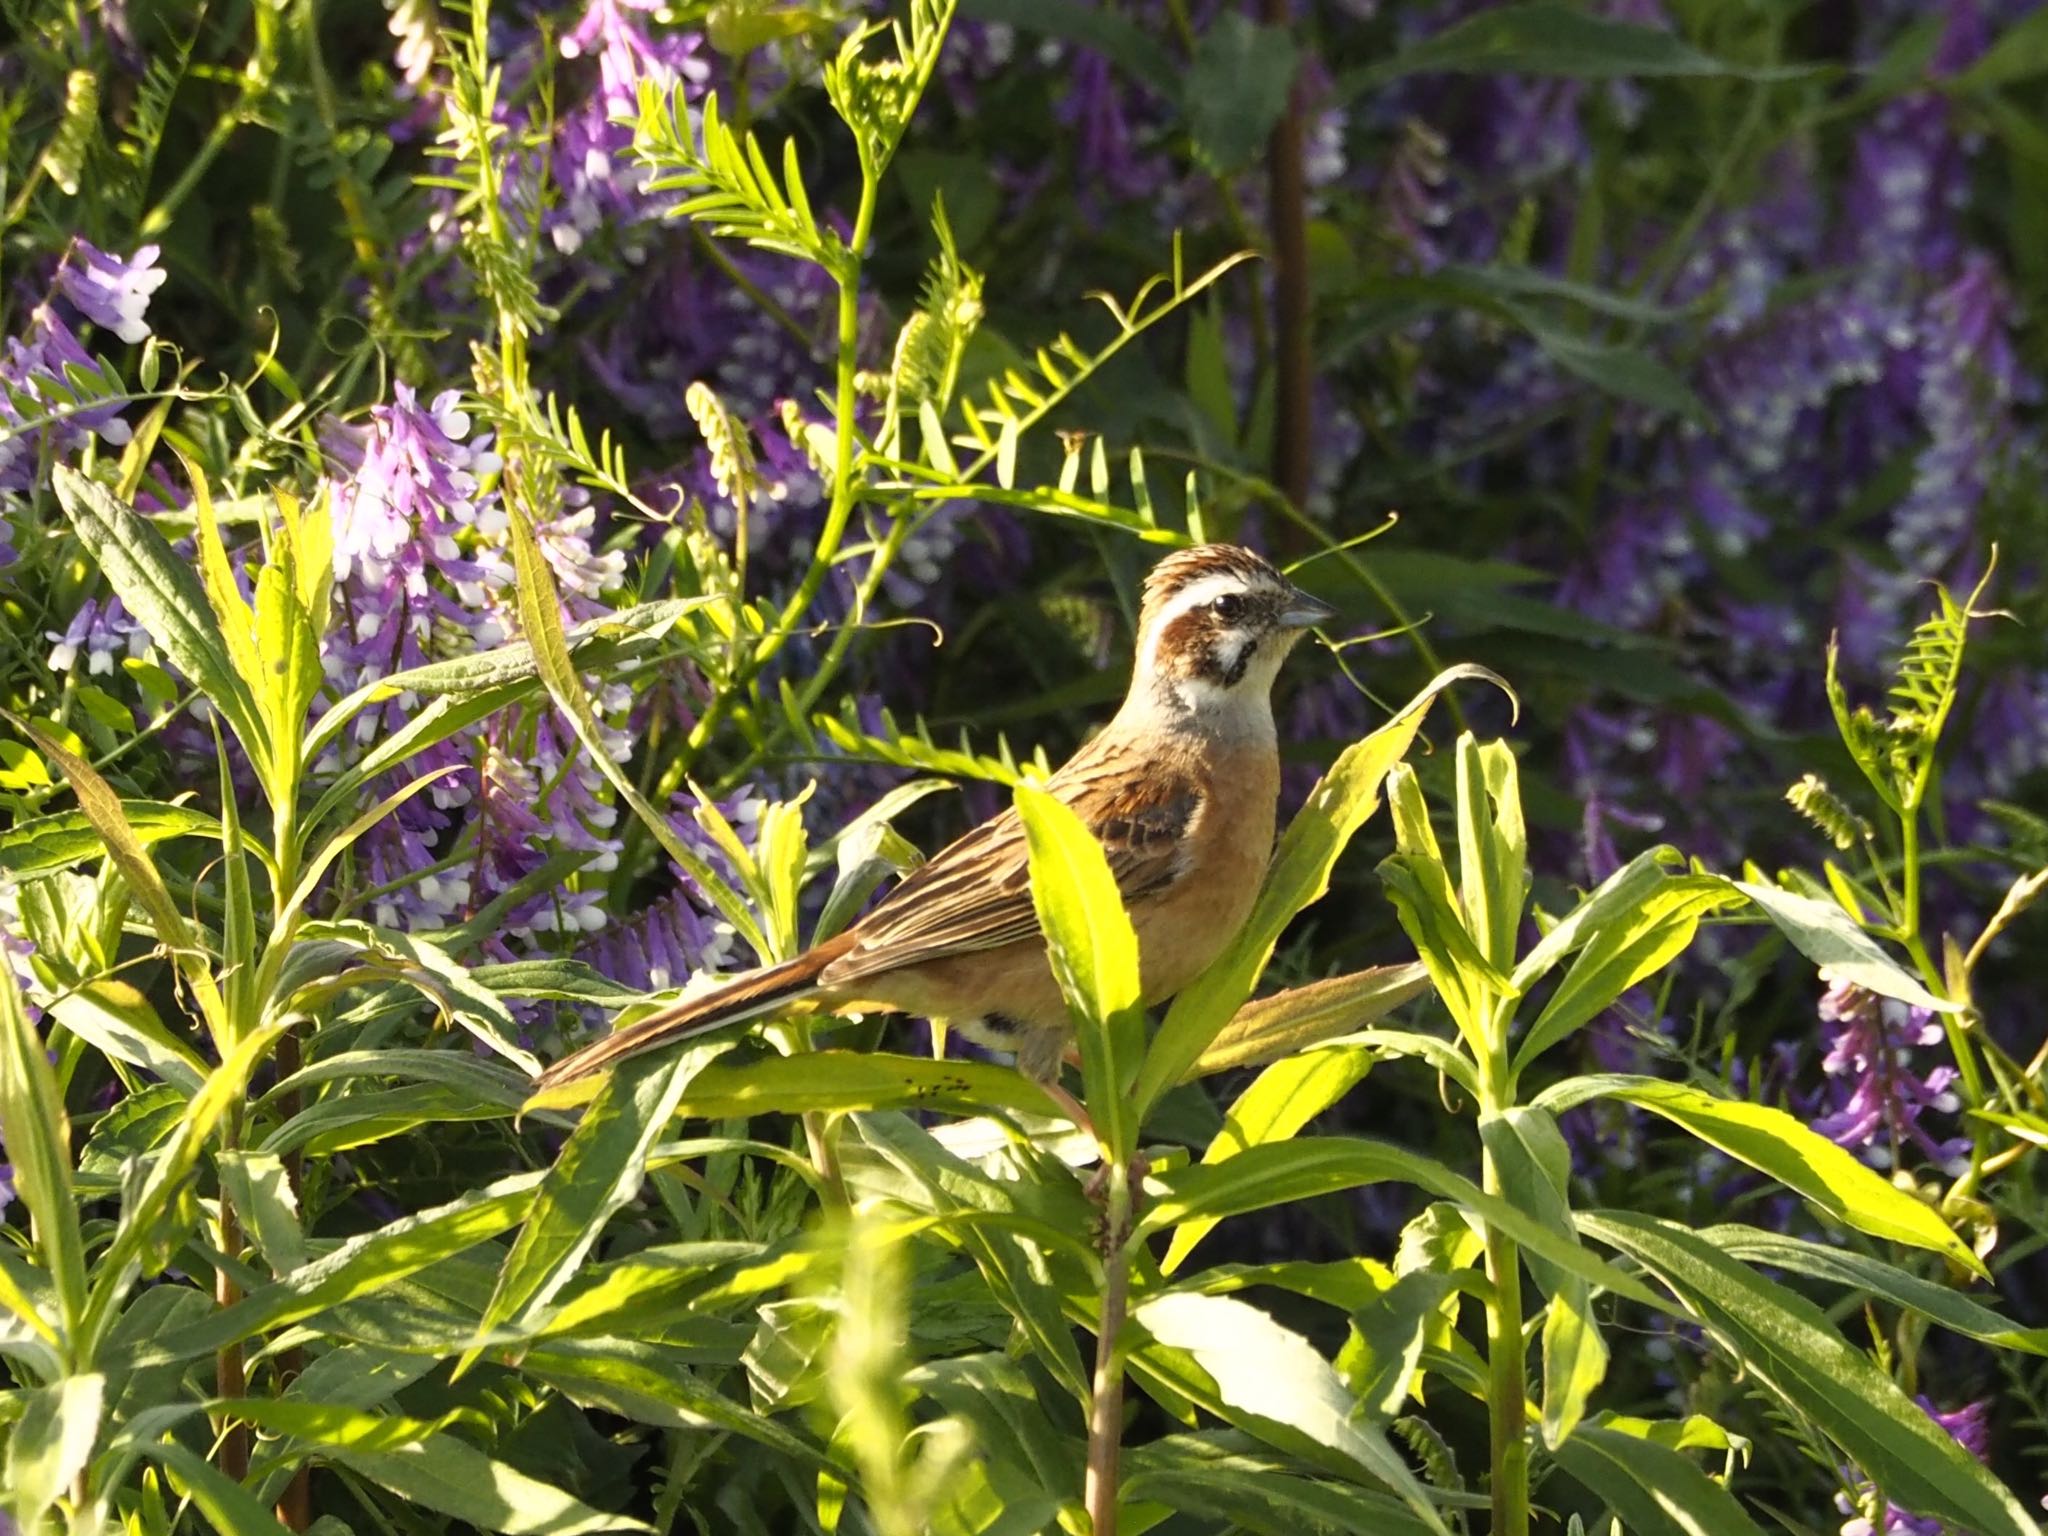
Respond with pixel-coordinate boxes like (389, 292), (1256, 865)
(531, 935), (854, 1093)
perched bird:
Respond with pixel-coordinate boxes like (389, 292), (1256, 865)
(530, 543), (1335, 1096)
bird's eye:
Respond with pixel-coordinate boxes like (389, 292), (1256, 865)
(1211, 593), (1246, 621)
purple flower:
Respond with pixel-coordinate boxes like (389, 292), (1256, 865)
(1838, 1398), (1989, 1536)
(54, 239), (167, 345)
(583, 886), (739, 996)
(0, 305), (137, 494)
(46, 596), (146, 676)
(560, 0), (703, 113)
(1810, 980), (1968, 1175)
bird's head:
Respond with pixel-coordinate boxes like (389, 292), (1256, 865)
(1132, 543), (1335, 722)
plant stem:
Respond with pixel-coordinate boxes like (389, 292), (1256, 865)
(215, 1111), (251, 1484)
(1085, 1164), (1132, 1536)
(758, 173), (881, 672)
(1481, 1152), (1529, 1536)
(1480, 1018), (1528, 1536)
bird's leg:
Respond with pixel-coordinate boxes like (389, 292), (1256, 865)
(1040, 1077), (1095, 1140)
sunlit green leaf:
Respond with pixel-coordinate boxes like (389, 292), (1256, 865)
(1542, 1075), (1982, 1274)
(1582, 1212), (2038, 1536)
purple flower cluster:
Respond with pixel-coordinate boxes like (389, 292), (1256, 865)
(1810, 980), (1968, 1175)
(316, 384), (643, 957)
(0, 241), (165, 532)
(1837, 1397), (1990, 1536)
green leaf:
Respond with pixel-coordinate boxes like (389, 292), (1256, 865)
(81, 1021), (291, 1354)
(1958, 8), (2048, 87)
(1135, 664), (1502, 1111)
(467, 1044), (722, 1368)
(219, 1399), (651, 1534)
(1184, 14), (1298, 175)
(1187, 964), (1433, 1079)
(1727, 880), (1957, 1013)
(46, 977), (208, 1096)
(1517, 310), (1708, 422)
(11, 716), (228, 1035)
(253, 562), (323, 772)
(4, 1373), (104, 1529)
(670, 1049), (1062, 1121)
(1539, 1074), (1982, 1275)
(845, 1115), (1092, 1398)
(1350, 2), (1814, 85)
(1131, 1292), (1449, 1535)
(1162, 1042), (1373, 1274)
(1122, 1433), (1442, 1536)
(215, 1151), (306, 1273)
(0, 801), (221, 878)
(1377, 842), (1512, 1051)
(1477, 1109), (1575, 1295)
(143, 1172), (544, 1365)
(502, 495), (766, 957)
(519, 1336), (828, 1466)
(1540, 1285), (1608, 1451)
(1016, 783), (1144, 1155)
(1510, 846), (1681, 991)
(50, 466), (267, 763)
(1551, 1423), (1768, 1536)
(1455, 736), (1527, 972)
(0, 963), (88, 1341)
(1339, 1271), (1458, 1423)
(133, 1439), (293, 1536)
(1581, 1212), (2038, 1536)
(296, 920), (539, 1075)
(1477, 1106), (1608, 1445)
(1141, 1136), (1655, 1306)
(1512, 877), (1733, 1073)
(1701, 1225), (2048, 1355)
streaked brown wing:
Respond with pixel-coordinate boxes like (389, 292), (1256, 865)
(828, 739), (1199, 981)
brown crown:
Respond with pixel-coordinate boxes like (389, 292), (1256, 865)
(1139, 543), (1285, 621)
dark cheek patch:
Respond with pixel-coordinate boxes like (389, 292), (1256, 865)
(1161, 610), (1258, 688)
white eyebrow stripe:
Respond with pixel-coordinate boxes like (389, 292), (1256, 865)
(1140, 573), (1248, 676)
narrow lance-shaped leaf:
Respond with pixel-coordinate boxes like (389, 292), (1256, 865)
(1539, 1074), (1983, 1275)
(1512, 878), (1736, 1075)
(11, 716), (228, 1036)
(50, 465), (267, 764)
(1132, 1291), (1450, 1536)
(1016, 784), (1144, 1158)
(0, 961), (89, 1342)
(502, 491), (768, 959)
(1700, 1225), (2048, 1355)
(465, 1042), (724, 1370)
(215, 1398), (651, 1535)
(1581, 1212), (2039, 1536)
(3, 1372), (104, 1529)
(1551, 1423), (1769, 1536)
(1186, 963), (1432, 1079)
(1162, 1042), (1374, 1274)
(0, 800), (222, 879)
(1455, 735), (1527, 973)
(1727, 879), (1956, 1013)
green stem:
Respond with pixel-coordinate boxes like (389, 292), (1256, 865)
(1085, 1166), (1133, 1536)
(1481, 1022), (1528, 1536)
(1481, 1148), (1529, 1536)
(757, 172), (881, 671)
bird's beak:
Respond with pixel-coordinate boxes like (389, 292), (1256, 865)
(1278, 586), (1338, 630)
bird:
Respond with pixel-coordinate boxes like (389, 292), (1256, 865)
(529, 542), (1336, 1099)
